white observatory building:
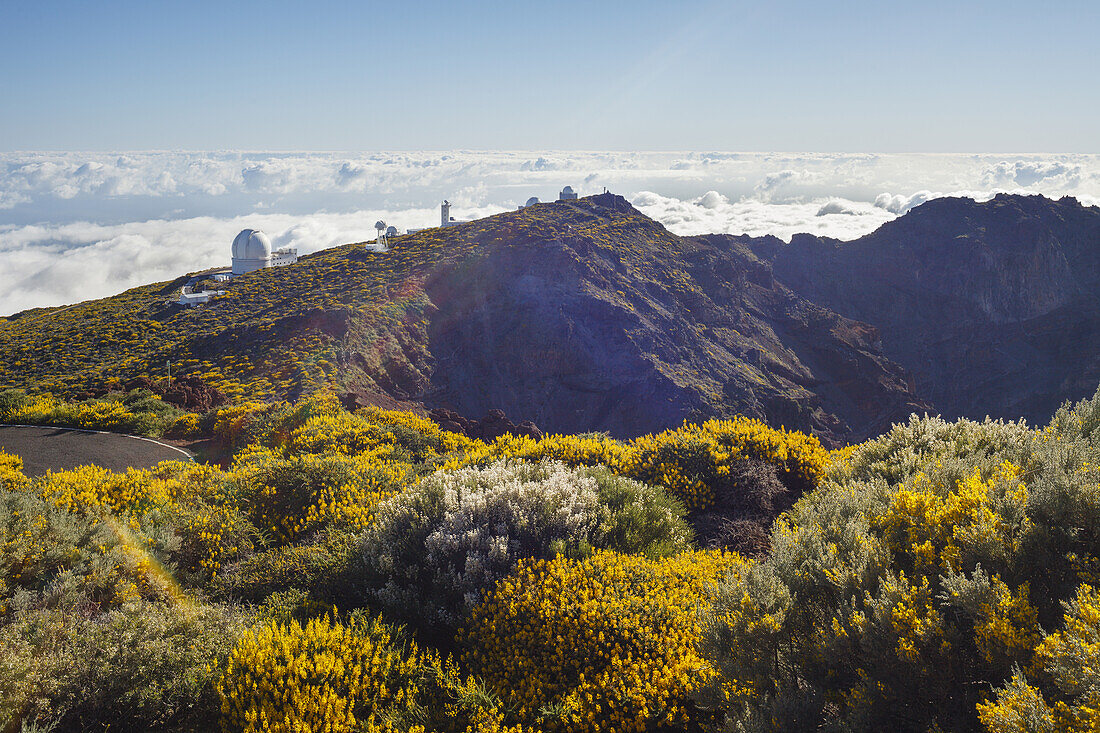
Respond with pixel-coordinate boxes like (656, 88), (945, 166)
(441, 200), (469, 227)
(232, 229), (272, 275)
(559, 185), (577, 200)
(231, 229), (297, 275)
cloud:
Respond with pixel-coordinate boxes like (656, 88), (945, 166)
(981, 160), (1083, 188)
(630, 191), (897, 241)
(2, 151), (1100, 314)
(873, 190), (938, 214)
(816, 199), (858, 216)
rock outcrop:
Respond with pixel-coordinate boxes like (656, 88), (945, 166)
(428, 408), (543, 441)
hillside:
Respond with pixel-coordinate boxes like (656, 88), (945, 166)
(750, 193), (1100, 425)
(3, 192), (1099, 444)
(0, 194), (927, 445)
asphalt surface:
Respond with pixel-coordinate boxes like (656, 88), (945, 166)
(0, 425), (193, 477)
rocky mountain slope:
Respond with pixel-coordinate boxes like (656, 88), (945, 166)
(2, 192), (1096, 444)
(748, 193), (1100, 425)
(386, 195), (925, 443)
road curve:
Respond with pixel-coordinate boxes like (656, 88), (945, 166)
(0, 425), (193, 477)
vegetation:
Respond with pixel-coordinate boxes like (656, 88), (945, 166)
(0, 388), (191, 438)
(701, 392), (1100, 731)
(0, 198), (704, 406)
(461, 549), (738, 732)
(7, 385), (1100, 731)
(357, 460), (692, 629)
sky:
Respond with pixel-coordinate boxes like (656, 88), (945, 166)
(1, 0), (1098, 151)
(1, 2), (1099, 316)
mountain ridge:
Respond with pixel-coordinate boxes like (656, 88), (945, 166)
(2, 192), (1097, 444)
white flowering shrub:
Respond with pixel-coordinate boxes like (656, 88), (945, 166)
(357, 460), (690, 629)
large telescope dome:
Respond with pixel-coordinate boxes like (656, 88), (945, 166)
(232, 229), (273, 275)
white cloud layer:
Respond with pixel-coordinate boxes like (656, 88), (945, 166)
(2, 151), (1099, 315)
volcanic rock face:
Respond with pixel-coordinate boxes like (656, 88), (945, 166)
(428, 408), (543, 441)
(752, 194), (1100, 425)
(105, 375), (227, 411)
(349, 194), (928, 445)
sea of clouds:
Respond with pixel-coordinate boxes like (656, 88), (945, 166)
(1, 151), (1098, 316)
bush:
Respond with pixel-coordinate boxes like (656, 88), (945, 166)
(1, 601), (245, 731)
(978, 582), (1100, 732)
(622, 417), (830, 512)
(216, 613), (419, 733)
(230, 450), (408, 544)
(698, 390), (1100, 732)
(165, 413), (200, 438)
(461, 550), (740, 732)
(171, 500), (258, 579)
(0, 390), (188, 438)
(1, 486), (180, 614)
(444, 417), (829, 516)
(444, 431), (630, 473)
(829, 412), (1035, 488)
(0, 451), (27, 493)
(211, 525), (361, 606)
(358, 460), (692, 629)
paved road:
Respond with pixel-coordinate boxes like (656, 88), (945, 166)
(0, 425), (193, 477)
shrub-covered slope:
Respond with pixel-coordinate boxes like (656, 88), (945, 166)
(0, 394), (821, 731)
(0, 194), (925, 445)
(8, 389), (1100, 731)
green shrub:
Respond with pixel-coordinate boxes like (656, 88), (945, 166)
(1, 601), (245, 732)
(698, 390), (1100, 732)
(230, 451), (405, 544)
(1, 487), (180, 615)
(211, 525), (361, 606)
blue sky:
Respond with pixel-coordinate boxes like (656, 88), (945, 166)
(1, 0), (1097, 151)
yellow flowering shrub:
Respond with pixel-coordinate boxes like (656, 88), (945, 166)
(978, 583), (1100, 732)
(443, 432), (628, 472)
(874, 462), (1030, 575)
(166, 412), (201, 438)
(288, 412), (396, 456)
(212, 401), (271, 449)
(0, 389), (189, 437)
(0, 450), (27, 492)
(442, 417), (827, 514)
(217, 613), (422, 733)
(462, 549), (741, 732)
(175, 501), (256, 577)
(622, 418), (830, 511)
(231, 450), (408, 543)
(977, 671), (1056, 733)
(35, 464), (177, 517)
(356, 406), (476, 456)
(701, 424), (1059, 729)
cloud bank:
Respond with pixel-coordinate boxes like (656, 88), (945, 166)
(2, 151), (1099, 315)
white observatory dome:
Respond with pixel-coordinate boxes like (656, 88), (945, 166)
(231, 229), (273, 275)
(525, 196), (540, 207)
(562, 186), (574, 195)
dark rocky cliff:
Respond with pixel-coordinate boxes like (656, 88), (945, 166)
(751, 193), (1100, 425)
(340, 194), (926, 444)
